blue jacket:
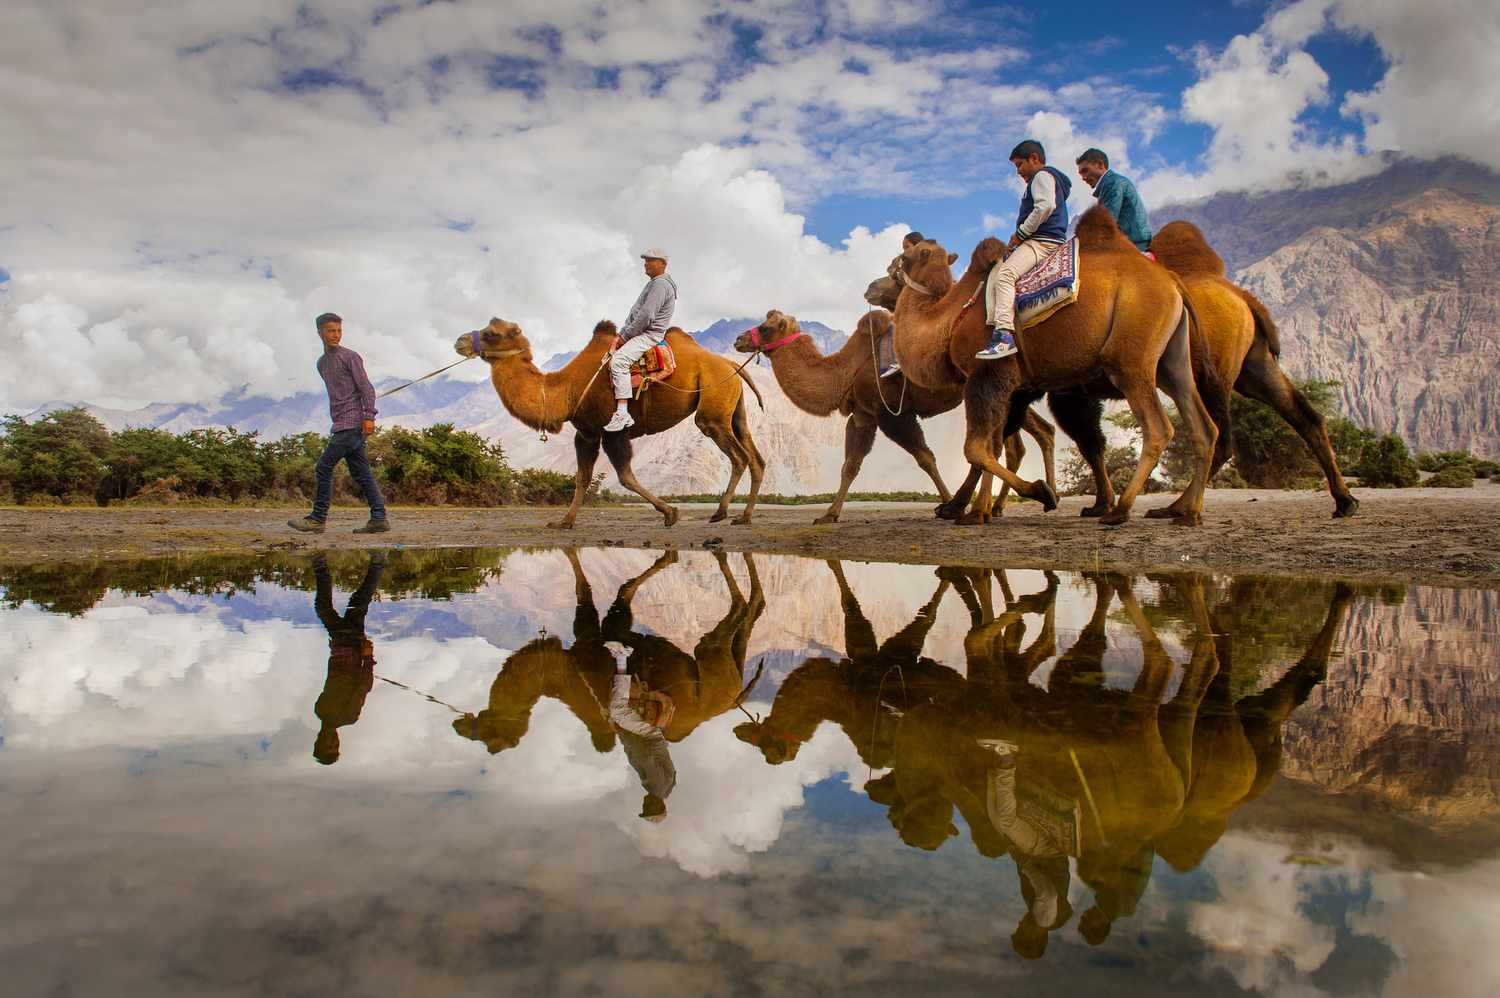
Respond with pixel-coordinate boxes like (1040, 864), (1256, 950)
(1093, 171), (1153, 251)
(1017, 166), (1072, 244)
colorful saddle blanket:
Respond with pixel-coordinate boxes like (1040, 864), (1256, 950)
(1015, 238), (1080, 330)
(612, 335), (677, 392)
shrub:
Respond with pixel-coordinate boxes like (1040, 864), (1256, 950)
(1416, 450), (1474, 473)
(1427, 464), (1474, 488)
(1354, 434), (1421, 488)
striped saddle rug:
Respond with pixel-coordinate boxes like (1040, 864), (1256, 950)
(612, 336), (677, 392)
(1016, 238), (1080, 330)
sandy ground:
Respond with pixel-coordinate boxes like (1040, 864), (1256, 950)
(2, 484), (1498, 587)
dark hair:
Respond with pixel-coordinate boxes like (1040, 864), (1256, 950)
(314, 312), (342, 330)
(1076, 148), (1109, 168)
(1009, 140), (1046, 163)
(903, 230), (925, 245)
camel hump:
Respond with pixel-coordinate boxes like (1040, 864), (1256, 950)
(664, 326), (693, 344)
(855, 309), (892, 338)
(1149, 221), (1226, 276)
(593, 319), (618, 337)
(1074, 205), (1137, 253)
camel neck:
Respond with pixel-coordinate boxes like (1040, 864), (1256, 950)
(764, 334), (868, 416)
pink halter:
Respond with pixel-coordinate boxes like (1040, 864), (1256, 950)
(746, 323), (802, 352)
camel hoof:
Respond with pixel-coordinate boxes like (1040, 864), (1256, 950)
(1099, 508), (1129, 526)
(956, 510), (990, 526)
(708, 510), (728, 523)
(813, 513), (839, 525)
(1333, 496), (1360, 518)
(1144, 506), (1182, 520)
(1080, 504), (1109, 518)
(1172, 511), (1203, 527)
(731, 515), (752, 526)
(934, 501), (962, 520)
(1029, 482), (1059, 512)
(662, 507), (680, 527)
(545, 520), (575, 530)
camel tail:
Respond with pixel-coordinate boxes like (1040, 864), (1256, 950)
(738, 367), (766, 410)
(1239, 288), (1283, 358)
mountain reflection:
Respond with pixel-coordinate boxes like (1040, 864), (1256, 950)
(742, 563), (1353, 957)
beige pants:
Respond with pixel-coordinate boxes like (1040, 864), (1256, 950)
(984, 239), (1061, 331)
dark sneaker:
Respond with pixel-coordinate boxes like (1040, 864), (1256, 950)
(288, 516), (326, 533)
(353, 518), (391, 534)
(975, 329), (1018, 360)
(879, 362), (901, 379)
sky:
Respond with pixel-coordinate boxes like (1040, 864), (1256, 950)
(1, 0), (1497, 412)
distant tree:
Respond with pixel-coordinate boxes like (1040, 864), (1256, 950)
(100, 427), (189, 501)
(0, 409), (111, 502)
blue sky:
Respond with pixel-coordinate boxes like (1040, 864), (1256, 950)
(1, 0), (1495, 410)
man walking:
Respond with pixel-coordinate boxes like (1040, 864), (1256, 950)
(1075, 148), (1152, 252)
(603, 248), (677, 434)
(289, 312), (391, 534)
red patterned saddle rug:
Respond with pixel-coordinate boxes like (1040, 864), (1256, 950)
(1015, 238), (1080, 330)
(612, 335), (677, 392)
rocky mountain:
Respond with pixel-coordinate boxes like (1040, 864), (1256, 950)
(1160, 156), (1500, 457)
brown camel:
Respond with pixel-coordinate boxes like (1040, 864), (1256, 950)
(863, 275), (1058, 524)
(455, 318), (766, 528)
(732, 309), (1056, 523)
(885, 208), (1220, 526)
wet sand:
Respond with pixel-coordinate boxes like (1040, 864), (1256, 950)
(3, 484), (1498, 586)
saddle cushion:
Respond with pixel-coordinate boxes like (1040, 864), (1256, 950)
(1016, 238), (1080, 330)
(612, 335), (677, 391)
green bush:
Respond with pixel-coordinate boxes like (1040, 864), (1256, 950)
(1471, 458), (1498, 478)
(1416, 450), (1474, 473)
(1353, 434), (1421, 488)
(1427, 464), (1475, 488)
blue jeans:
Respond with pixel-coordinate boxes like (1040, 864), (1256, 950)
(313, 428), (386, 522)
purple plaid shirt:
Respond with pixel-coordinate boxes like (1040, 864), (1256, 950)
(317, 346), (378, 432)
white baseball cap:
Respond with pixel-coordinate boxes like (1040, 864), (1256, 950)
(639, 247), (669, 262)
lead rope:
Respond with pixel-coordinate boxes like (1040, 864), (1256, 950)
(374, 674), (465, 714)
(376, 355), (475, 399)
(869, 316), (908, 417)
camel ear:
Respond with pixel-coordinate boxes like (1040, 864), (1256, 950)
(947, 252), (958, 265)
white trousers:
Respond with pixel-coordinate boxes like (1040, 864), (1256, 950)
(610, 335), (661, 401)
(983, 239), (1060, 331)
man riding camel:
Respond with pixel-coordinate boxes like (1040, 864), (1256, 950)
(977, 140), (1071, 361)
(604, 248), (678, 434)
(1075, 148), (1152, 252)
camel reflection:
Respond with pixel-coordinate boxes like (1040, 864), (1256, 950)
(453, 549), (765, 814)
(743, 564), (1351, 959)
(311, 551), (386, 765)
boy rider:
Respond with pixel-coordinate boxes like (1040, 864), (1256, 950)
(977, 140), (1072, 361)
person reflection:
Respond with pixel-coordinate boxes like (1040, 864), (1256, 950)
(311, 550), (386, 765)
(606, 640), (676, 823)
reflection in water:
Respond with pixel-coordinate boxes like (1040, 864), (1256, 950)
(310, 551), (386, 765)
(1, 548), (1497, 995)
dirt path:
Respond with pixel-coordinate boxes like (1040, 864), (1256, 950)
(4, 485), (1498, 586)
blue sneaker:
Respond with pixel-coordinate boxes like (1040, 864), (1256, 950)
(975, 328), (1018, 360)
(879, 361), (901, 379)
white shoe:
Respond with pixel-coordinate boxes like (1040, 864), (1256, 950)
(977, 737), (1020, 756)
(604, 410), (634, 433)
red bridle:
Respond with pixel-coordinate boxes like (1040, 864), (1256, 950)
(746, 324), (803, 352)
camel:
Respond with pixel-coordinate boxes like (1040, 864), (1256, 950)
(452, 547), (765, 754)
(734, 309), (1056, 524)
(455, 317), (766, 528)
(881, 208), (1222, 526)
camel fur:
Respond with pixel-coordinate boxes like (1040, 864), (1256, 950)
(457, 317), (766, 528)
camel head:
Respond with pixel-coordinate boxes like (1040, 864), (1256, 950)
(452, 709), (530, 754)
(863, 252), (903, 309)
(894, 240), (958, 300)
(733, 309), (802, 354)
(733, 719), (804, 764)
(455, 317), (530, 363)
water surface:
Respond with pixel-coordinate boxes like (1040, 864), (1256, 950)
(2, 548), (1497, 996)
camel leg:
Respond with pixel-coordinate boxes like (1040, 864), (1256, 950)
(962, 430), (1013, 525)
(877, 409), (953, 503)
(1022, 409), (1058, 498)
(732, 400), (766, 525)
(549, 432), (602, 529)
(816, 411), (879, 525)
(1145, 310), (1218, 527)
(1235, 343), (1359, 518)
(936, 464), (984, 519)
(1099, 371), (1173, 526)
(1050, 389), (1113, 517)
(828, 560), (878, 661)
(601, 433), (679, 527)
(697, 410), (749, 524)
(960, 370), (1059, 520)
